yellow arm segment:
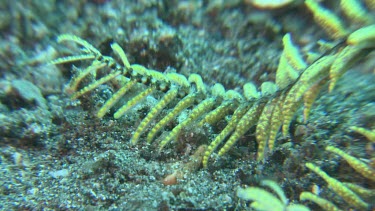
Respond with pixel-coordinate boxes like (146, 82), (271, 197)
(114, 86), (155, 119)
(158, 98), (216, 150)
(305, 162), (368, 210)
(130, 89), (178, 144)
(305, 0), (347, 39)
(326, 146), (375, 181)
(146, 93), (198, 143)
(300, 192), (342, 211)
(97, 80), (137, 118)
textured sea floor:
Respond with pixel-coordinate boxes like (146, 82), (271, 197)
(0, 1), (374, 210)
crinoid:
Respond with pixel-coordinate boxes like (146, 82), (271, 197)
(237, 180), (310, 211)
(51, 0), (374, 168)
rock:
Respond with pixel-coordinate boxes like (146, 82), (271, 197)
(0, 79), (47, 110)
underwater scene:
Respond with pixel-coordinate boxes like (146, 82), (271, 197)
(0, 0), (374, 210)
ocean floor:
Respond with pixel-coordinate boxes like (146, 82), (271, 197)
(0, 0), (374, 210)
